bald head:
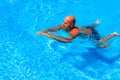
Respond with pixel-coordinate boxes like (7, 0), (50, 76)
(64, 16), (76, 25)
(62, 16), (76, 30)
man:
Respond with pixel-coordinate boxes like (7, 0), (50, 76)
(36, 16), (120, 48)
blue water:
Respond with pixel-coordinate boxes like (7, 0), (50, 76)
(0, 0), (120, 80)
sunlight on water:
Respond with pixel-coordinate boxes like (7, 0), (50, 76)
(0, 0), (120, 80)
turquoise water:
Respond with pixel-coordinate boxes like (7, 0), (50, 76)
(0, 0), (120, 80)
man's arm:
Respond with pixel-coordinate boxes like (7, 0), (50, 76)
(47, 28), (80, 43)
(42, 32), (73, 43)
(36, 25), (62, 34)
(46, 25), (62, 32)
(53, 35), (73, 43)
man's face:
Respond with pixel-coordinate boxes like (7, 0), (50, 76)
(63, 19), (72, 29)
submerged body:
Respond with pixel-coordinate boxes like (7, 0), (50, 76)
(36, 16), (120, 48)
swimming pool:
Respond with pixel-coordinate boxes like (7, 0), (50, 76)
(0, 0), (120, 80)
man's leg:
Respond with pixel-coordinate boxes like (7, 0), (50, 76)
(89, 19), (101, 28)
(97, 32), (120, 48)
(96, 43), (110, 48)
(98, 32), (120, 43)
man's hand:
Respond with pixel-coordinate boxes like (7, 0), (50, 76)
(36, 30), (47, 34)
(95, 19), (101, 25)
(36, 31), (56, 38)
(42, 32), (55, 38)
(36, 31), (43, 34)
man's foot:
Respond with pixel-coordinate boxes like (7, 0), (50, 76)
(89, 19), (101, 28)
(95, 19), (101, 25)
(111, 32), (120, 36)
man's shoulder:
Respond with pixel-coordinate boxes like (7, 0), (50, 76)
(70, 27), (80, 35)
(73, 27), (80, 30)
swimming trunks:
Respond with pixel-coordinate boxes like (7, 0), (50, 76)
(86, 26), (101, 41)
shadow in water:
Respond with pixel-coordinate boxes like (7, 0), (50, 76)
(85, 47), (120, 63)
(60, 47), (120, 70)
